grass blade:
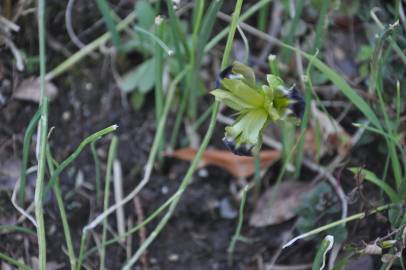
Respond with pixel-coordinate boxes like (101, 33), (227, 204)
(44, 125), (118, 197)
(100, 136), (119, 270)
(96, 0), (122, 51)
(349, 168), (401, 203)
(19, 109), (40, 205)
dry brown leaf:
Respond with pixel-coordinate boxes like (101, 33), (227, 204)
(311, 105), (352, 157)
(167, 148), (281, 178)
(249, 181), (312, 227)
(13, 77), (58, 103)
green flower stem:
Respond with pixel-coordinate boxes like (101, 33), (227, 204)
(36, 0), (48, 267)
(123, 0), (244, 268)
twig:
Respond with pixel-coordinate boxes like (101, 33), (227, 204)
(133, 196), (148, 270)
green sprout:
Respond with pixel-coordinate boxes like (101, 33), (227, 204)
(211, 61), (304, 156)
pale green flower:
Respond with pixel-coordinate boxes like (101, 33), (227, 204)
(211, 61), (304, 156)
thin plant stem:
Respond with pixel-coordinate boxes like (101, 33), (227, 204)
(45, 11), (136, 81)
(91, 141), (101, 205)
(19, 109), (40, 205)
(0, 252), (31, 270)
(283, 203), (396, 248)
(0, 224), (36, 236)
(46, 146), (76, 270)
(76, 68), (191, 270)
(35, 0), (48, 267)
(312, 0), (331, 53)
(100, 136), (119, 270)
(44, 125), (118, 197)
(123, 1), (244, 268)
(227, 185), (249, 265)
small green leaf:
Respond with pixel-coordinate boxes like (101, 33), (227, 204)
(120, 59), (155, 93)
(135, 0), (156, 30)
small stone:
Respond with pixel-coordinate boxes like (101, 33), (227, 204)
(168, 253), (179, 262)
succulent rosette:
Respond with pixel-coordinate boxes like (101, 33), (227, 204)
(211, 61), (304, 156)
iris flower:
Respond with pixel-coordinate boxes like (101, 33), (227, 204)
(211, 62), (304, 156)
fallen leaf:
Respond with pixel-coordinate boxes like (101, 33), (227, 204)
(311, 105), (352, 157)
(13, 77), (58, 103)
(249, 181), (312, 227)
(167, 148), (281, 178)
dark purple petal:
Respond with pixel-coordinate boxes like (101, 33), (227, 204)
(215, 65), (233, 88)
(222, 137), (253, 156)
(288, 87), (305, 119)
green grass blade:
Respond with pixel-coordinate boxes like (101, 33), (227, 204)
(96, 0), (122, 51)
(312, 0), (331, 53)
(0, 224), (36, 236)
(19, 109), (41, 205)
(44, 125), (118, 197)
(281, 0), (305, 62)
(300, 53), (381, 129)
(100, 136), (119, 270)
(0, 252), (31, 270)
(312, 235), (334, 270)
(349, 168), (400, 203)
(227, 185), (249, 264)
(46, 11), (136, 81)
(46, 146), (76, 270)
(91, 142), (101, 205)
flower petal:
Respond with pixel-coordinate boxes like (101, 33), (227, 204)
(222, 78), (264, 108)
(232, 61), (256, 88)
(226, 109), (268, 145)
(210, 89), (254, 111)
(267, 74), (284, 91)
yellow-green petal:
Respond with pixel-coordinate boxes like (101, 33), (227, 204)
(222, 78), (264, 108)
(267, 74), (284, 91)
(210, 89), (254, 111)
(225, 109), (268, 145)
(232, 61), (256, 88)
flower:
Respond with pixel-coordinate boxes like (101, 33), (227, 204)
(211, 61), (304, 156)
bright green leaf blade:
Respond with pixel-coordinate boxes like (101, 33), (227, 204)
(349, 167), (400, 203)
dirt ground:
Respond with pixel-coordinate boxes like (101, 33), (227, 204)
(0, 0), (403, 269)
